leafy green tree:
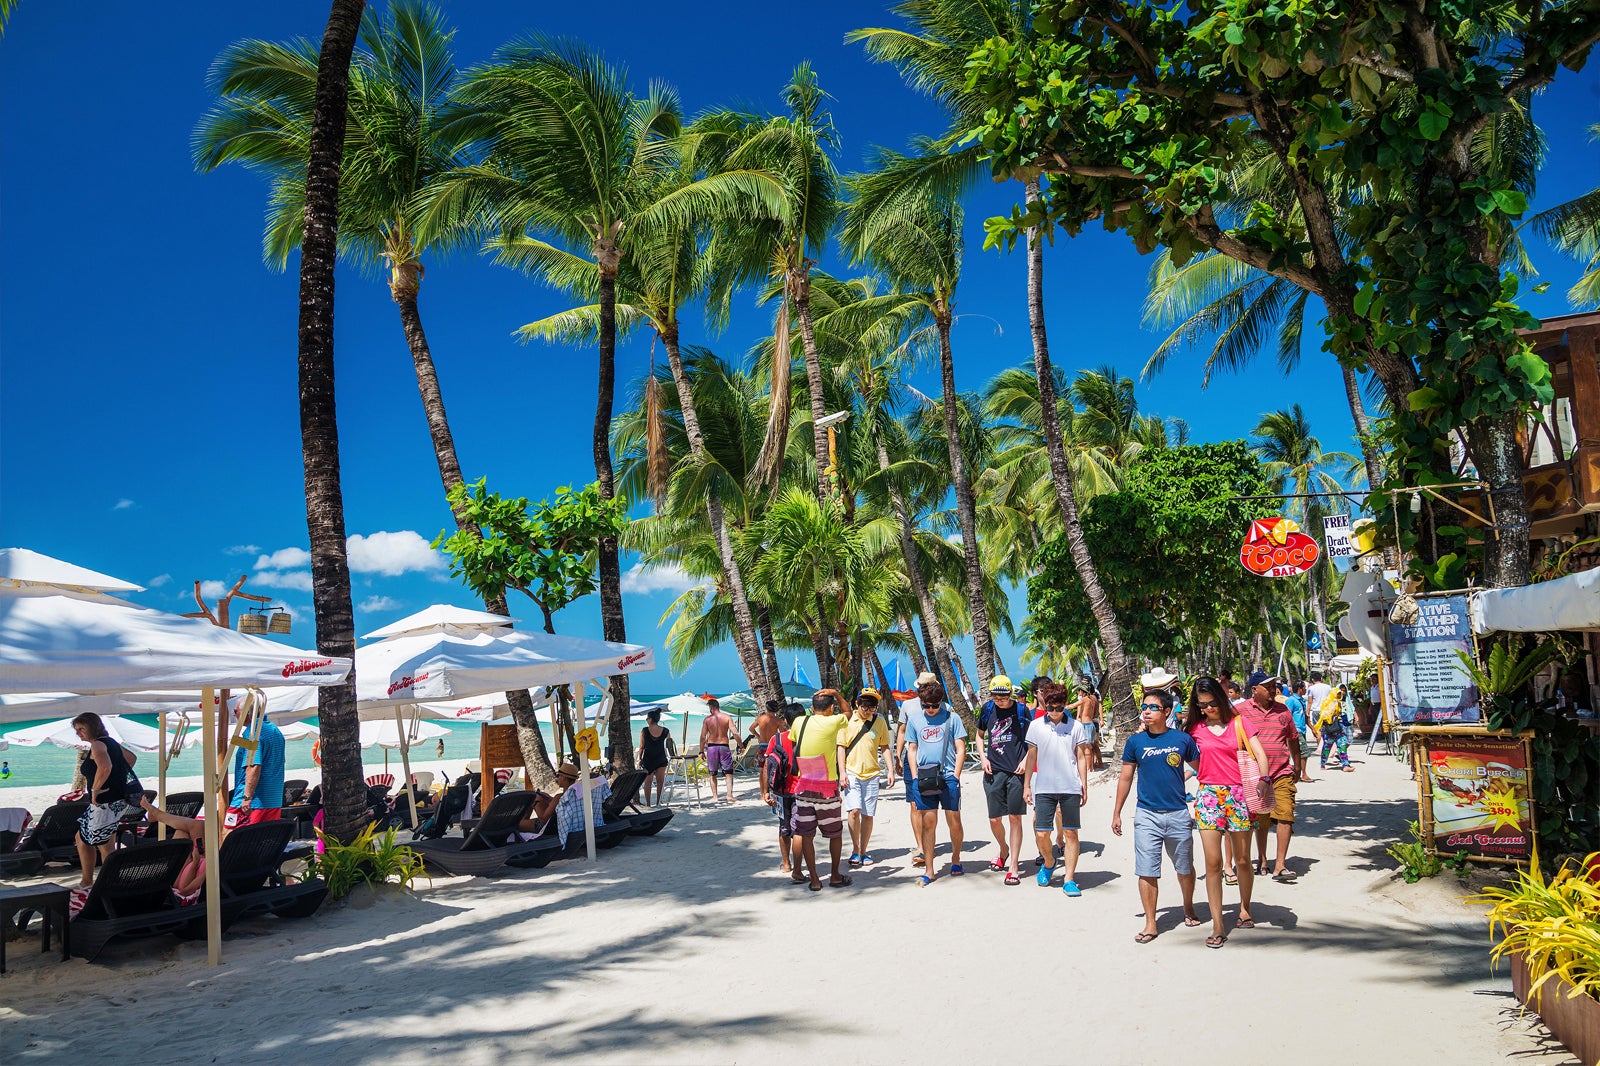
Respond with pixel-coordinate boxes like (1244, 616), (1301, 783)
(967, 1), (1600, 589)
(1029, 441), (1274, 731)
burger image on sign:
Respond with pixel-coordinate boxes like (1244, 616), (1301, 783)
(1239, 516), (1320, 578)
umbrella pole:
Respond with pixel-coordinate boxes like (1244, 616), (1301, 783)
(156, 711), (167, 841)
(575, 681), (596, 862)
(396, 706), (418, 831)
(200, 686), (222, 967)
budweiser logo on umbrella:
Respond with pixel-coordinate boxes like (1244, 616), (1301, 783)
(1239, 516), (1320, 578)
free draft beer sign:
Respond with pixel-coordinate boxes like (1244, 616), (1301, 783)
(1239, 517), (1320, 578)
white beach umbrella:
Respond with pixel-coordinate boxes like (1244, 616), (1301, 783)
(362, 604), (519, 640)
(277, 720), (320, 742)
(5, 714), (170, 752)
(359, 718), (450, 750)
(0, 547), (144, 594)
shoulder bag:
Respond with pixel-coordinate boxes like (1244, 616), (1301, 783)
(1234, 717), (1268, 815)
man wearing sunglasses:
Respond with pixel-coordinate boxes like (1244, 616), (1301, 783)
(1020, 684), (1095, 895)
(1112, 687), (1202, 942)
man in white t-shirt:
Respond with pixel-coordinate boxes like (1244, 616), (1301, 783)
(1306, 672), (1332, 727)
(1020, 684), (1095, 896)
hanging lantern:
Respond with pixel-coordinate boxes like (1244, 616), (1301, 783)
(268, 610), (292, 634)
(238, 611), (268, 635)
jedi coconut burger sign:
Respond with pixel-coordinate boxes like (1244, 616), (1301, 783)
(1239, 517), (1320, 578)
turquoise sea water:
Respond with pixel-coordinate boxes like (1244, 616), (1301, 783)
(0, 694), (694, 791)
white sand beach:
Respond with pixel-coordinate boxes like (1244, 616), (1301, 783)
(0, 746), (1577, 1066)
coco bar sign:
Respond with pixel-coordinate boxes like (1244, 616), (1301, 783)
(1238, 517), (1320, 578)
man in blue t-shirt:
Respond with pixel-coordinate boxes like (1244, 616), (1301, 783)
(904, 679), (967, 883)
(978, 675), (1030, 885)
(226, 711), (286, 828)
(1111, 687), (1200, 942)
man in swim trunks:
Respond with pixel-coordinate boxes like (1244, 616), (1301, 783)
(700, 697), (737, 803)
(754, 701), (786, 746)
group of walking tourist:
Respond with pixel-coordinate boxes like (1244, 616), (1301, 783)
(755, 665), (1355, 947)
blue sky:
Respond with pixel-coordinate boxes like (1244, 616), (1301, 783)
(2, 3), (1596, 692)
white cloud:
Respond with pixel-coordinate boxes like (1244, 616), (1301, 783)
(147, 573), (172, 588)
(112, 499), (135, 511)
(359, 595), (402, 613)
(620, 562), (703, 596)
(199, 580), (229, 599)
(346, 531), (446, 576)
(255, 547), (312, 570)
(225, 544), (262, 556)
(253, 569), (315, 592)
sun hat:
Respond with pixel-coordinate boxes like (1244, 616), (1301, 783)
(556, 762), (580, 778)
(914, 671), (939, 688)
(989, 674), (1014, 694)
(1140, 667), (1179, 689)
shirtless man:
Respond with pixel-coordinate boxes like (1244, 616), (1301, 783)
(754, 700), (786, 746)
(700, 697), (737, 803)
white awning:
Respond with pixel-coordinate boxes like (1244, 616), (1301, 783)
(1472, 567), (1600, 635)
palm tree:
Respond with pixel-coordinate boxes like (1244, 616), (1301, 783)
(515, 146), (789, 715)
(292, 0), (365, 842)
(842, 149), (997, 687)
(194, 0), (564, 787)
(428, 40), (782, 768)
(852, 3), (1141, 732)
(1250, 405), (1363, 656)
(699, 65), (841, 498)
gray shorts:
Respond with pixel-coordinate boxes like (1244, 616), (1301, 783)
(1033, 793), (1080, 833)
(1133, 807), (1195, 878)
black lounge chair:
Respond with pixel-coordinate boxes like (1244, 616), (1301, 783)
(0, 811), (45, 878)
(69, 838), (192, 962)
(179, 821), (325, 935)
(164, 792), (205, 819)
(13, 801), (90, 866)
(408, 792), (559, 876)
(603, 770), (675, 837)
(282, 780), (310, 806)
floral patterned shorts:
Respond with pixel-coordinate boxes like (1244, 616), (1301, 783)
(1194, 784), (1252, 832)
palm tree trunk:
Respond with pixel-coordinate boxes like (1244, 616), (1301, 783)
(1465, 415), (1533, 588)
(661, 326), (782, 712)
(791, 273), (834, 497)
(935, 309), (995, 685)
(1023, 178), (1139, 737)
(595, 261), (634, 770)
(897, 614), (929, 676)
(298, 0), (366, 844)
(809, 597), (834, 689)
(756, 603), (785, 699)
(877, 438), (969, 716)
(391, 270), (556, 789)
(868, 648), (893, 705)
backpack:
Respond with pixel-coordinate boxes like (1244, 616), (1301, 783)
(766, 717), (809, 793)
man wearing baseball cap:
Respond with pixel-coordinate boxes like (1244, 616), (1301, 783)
(1235, 670), (1303, 882)
(978, 675), (1030, 885)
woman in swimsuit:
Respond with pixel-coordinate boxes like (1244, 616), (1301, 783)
(638, 709), (671, 806)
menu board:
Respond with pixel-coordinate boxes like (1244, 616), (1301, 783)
(479, 723), (524, 799)
(1390, 594), (1480, 723)
(1418, 733), (1535, 862)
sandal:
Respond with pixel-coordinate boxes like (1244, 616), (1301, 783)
(950, 863), (964, 876)
(829, 874), (854, 888)
(808, 881), (823, 892)
(1183, 915), (1204, 927)
(848, 853), (862, 866)
(1004, 873), (1021, 886)
(1235, 917), (1256, 929)
(988, 857), (1008, 873)
(912, 854), (926, 868)
(789, 874), (808, 885)
(1223, 872), (1239, 887)
(919, 874), (934, 887)
(1272, 870), (1298, 883)
(1206, 934), (1227, 949)
(1134, 931), (1158, 944)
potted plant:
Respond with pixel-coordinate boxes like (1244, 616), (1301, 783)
(311, 824), (428, 904)
(1472, 852), (1600, 1065)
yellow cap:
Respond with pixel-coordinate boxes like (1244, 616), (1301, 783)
(989, 675), (1014, 693)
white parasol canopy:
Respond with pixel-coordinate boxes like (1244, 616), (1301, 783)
(0, 586), (351, 695)
(362, 604), (519, 640)
(277, 720), (320, 742)
(4, 714), (174, 752)
(0, 547), (144, 593)
(664, 691), (709, 717)
(1472, 566), (1600, 635)
(359, 718), (449, 750)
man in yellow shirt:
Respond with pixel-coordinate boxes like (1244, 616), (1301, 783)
(787, 689), (852, 890)
(840, 689), (894, 868)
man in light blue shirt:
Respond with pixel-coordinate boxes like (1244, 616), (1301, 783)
(904, 678), (967, 883)
(227, 711), (286, 827)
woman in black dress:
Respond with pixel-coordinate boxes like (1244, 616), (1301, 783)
(638, 709), (671, 806)
(69, 712), (138, 910)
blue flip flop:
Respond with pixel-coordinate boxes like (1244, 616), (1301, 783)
(950, 863), (964, 876)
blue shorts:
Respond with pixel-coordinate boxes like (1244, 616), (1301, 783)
(911, 772), (960, 811)
(1033, 792), (1081, 833)
(1133, 807), (1195, 878)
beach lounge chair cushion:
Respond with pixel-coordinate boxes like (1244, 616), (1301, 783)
(70, 838), (192, 962)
